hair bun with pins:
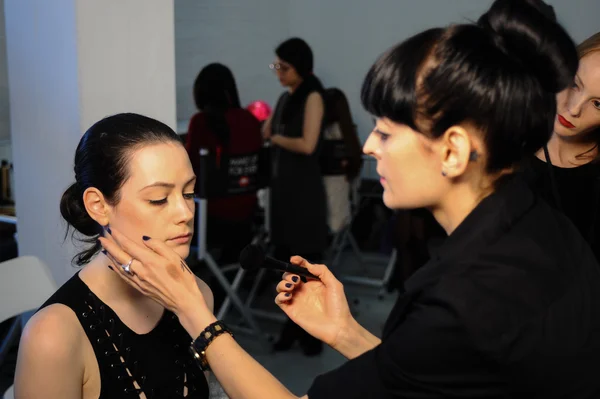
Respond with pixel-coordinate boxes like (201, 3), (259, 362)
(478, 0), (578, 93)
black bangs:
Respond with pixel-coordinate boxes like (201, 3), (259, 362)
(360, 28), (443, 130)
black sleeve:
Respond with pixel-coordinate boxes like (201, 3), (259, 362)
(308, 282), (505, 398)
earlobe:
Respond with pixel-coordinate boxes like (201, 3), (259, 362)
(82, 188), (110, 227)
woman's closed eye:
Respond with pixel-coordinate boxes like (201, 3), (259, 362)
(149, 198), (167, 205)
(149, 193), (195, 205)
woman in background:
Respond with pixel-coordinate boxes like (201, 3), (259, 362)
(186, 63), (262, 264)
(522, 32), (600, 259)
(262, 38), (328, 356)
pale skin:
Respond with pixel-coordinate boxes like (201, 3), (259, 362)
(263, 57), (324, 155)
(98, 118), (502, 398)
(536, 51), (600, 167)
(14, 142), (215, 399)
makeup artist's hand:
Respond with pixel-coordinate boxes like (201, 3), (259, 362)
(275, 257), (354, 348)
(99, 229), (211, 323)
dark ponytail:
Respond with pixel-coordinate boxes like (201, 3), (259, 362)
(193, 63), (241, 147)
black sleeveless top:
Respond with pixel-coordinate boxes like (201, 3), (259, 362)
(38, 272), (209, 399)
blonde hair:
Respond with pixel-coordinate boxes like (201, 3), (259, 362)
(578, 32), (600, 59)
(575, 32), (600, 160)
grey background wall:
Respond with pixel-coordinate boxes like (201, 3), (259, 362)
(174, 0), (600, 140)
(0, 0), (9, 144)
(1, 1), (599, 146)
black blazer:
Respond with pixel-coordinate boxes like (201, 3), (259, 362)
(308, 176), (600, 398)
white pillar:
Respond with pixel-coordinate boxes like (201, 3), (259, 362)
(5, 0), (176, 285)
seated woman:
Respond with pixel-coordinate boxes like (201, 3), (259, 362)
(14, 113), (217, 398)
(185, 63), (263, 264)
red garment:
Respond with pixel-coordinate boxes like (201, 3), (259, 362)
(186, 109), (262, 221)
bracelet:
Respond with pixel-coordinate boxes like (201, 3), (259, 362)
(189, 320), (233, 371)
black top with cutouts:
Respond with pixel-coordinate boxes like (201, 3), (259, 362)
(38, 272), (209, 399)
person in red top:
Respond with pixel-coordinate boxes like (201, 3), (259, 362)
(186, 63), (262, 263)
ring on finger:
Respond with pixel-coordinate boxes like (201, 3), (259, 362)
(121, 258), (134, 275)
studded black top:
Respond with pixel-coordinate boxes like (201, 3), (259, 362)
(38, 272), (209, 399)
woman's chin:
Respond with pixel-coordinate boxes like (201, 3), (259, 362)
(171, 246), (191, 261)
(382, 191), (396, 209)
(553, 123), (580, 139)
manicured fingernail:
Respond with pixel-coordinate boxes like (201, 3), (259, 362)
(142, 236), (151, 241)
(108, 265), (114, 271)
(292, 276), (299, 283)
(101, 250), (107, 255)
(285, 283), (292, 288)
(107, 227), (112, 235)
(285, 292), (291, 297)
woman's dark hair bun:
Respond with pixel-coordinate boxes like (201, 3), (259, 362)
(60, 182), (103, 265)
(478, 0), (578, 93)
(60, 182), (100, 238)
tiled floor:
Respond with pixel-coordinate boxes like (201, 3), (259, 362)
(0, 250), (397, 398)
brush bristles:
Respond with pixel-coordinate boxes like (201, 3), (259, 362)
(239, 244), (266, 270)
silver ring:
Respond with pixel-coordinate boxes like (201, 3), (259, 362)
(121, 258), (134, 274)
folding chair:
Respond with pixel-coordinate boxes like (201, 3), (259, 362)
(211, 144), (288, 326)
(194, 145), (273, 342)
(325, 154), (396, 296)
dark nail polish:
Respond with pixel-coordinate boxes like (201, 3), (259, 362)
(108, 266), (114, 271)
(292, 276), (299, 283)
(107, 227), (112, 235)
(285, 283), (292, 288)
(142, 236), (151, 241)
(101, 250), (107, 255)
(285, 292), (291, 297)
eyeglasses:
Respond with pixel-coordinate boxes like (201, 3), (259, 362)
(269, 63), (290, 73)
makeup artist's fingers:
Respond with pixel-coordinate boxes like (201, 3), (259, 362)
(276, 280), (297, 294)
(289, 256), (309, 267)
(99, 236), (154, 283)
(105, 227), (162, 266)
(140, 234), (181, 260)
(291, 258), (338, 286)
(101, 250), (147, 294)
(281, 272), (302, 284)
(274, 291), (293, 305)
(98, 236), (136, 267)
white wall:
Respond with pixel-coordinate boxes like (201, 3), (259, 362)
(0, 0), (10, 144)
(175, 0), (600, 140)
(5, 0), (176, 285)
(5, 0), (81, 285)
(77, 1), (176, 131)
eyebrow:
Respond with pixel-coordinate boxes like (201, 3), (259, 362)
(374, 128), (389, 135)
(139, 176), (196, 192)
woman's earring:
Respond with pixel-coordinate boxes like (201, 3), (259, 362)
(441, 170), (447, 177)
(469, 150), (479, 162)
